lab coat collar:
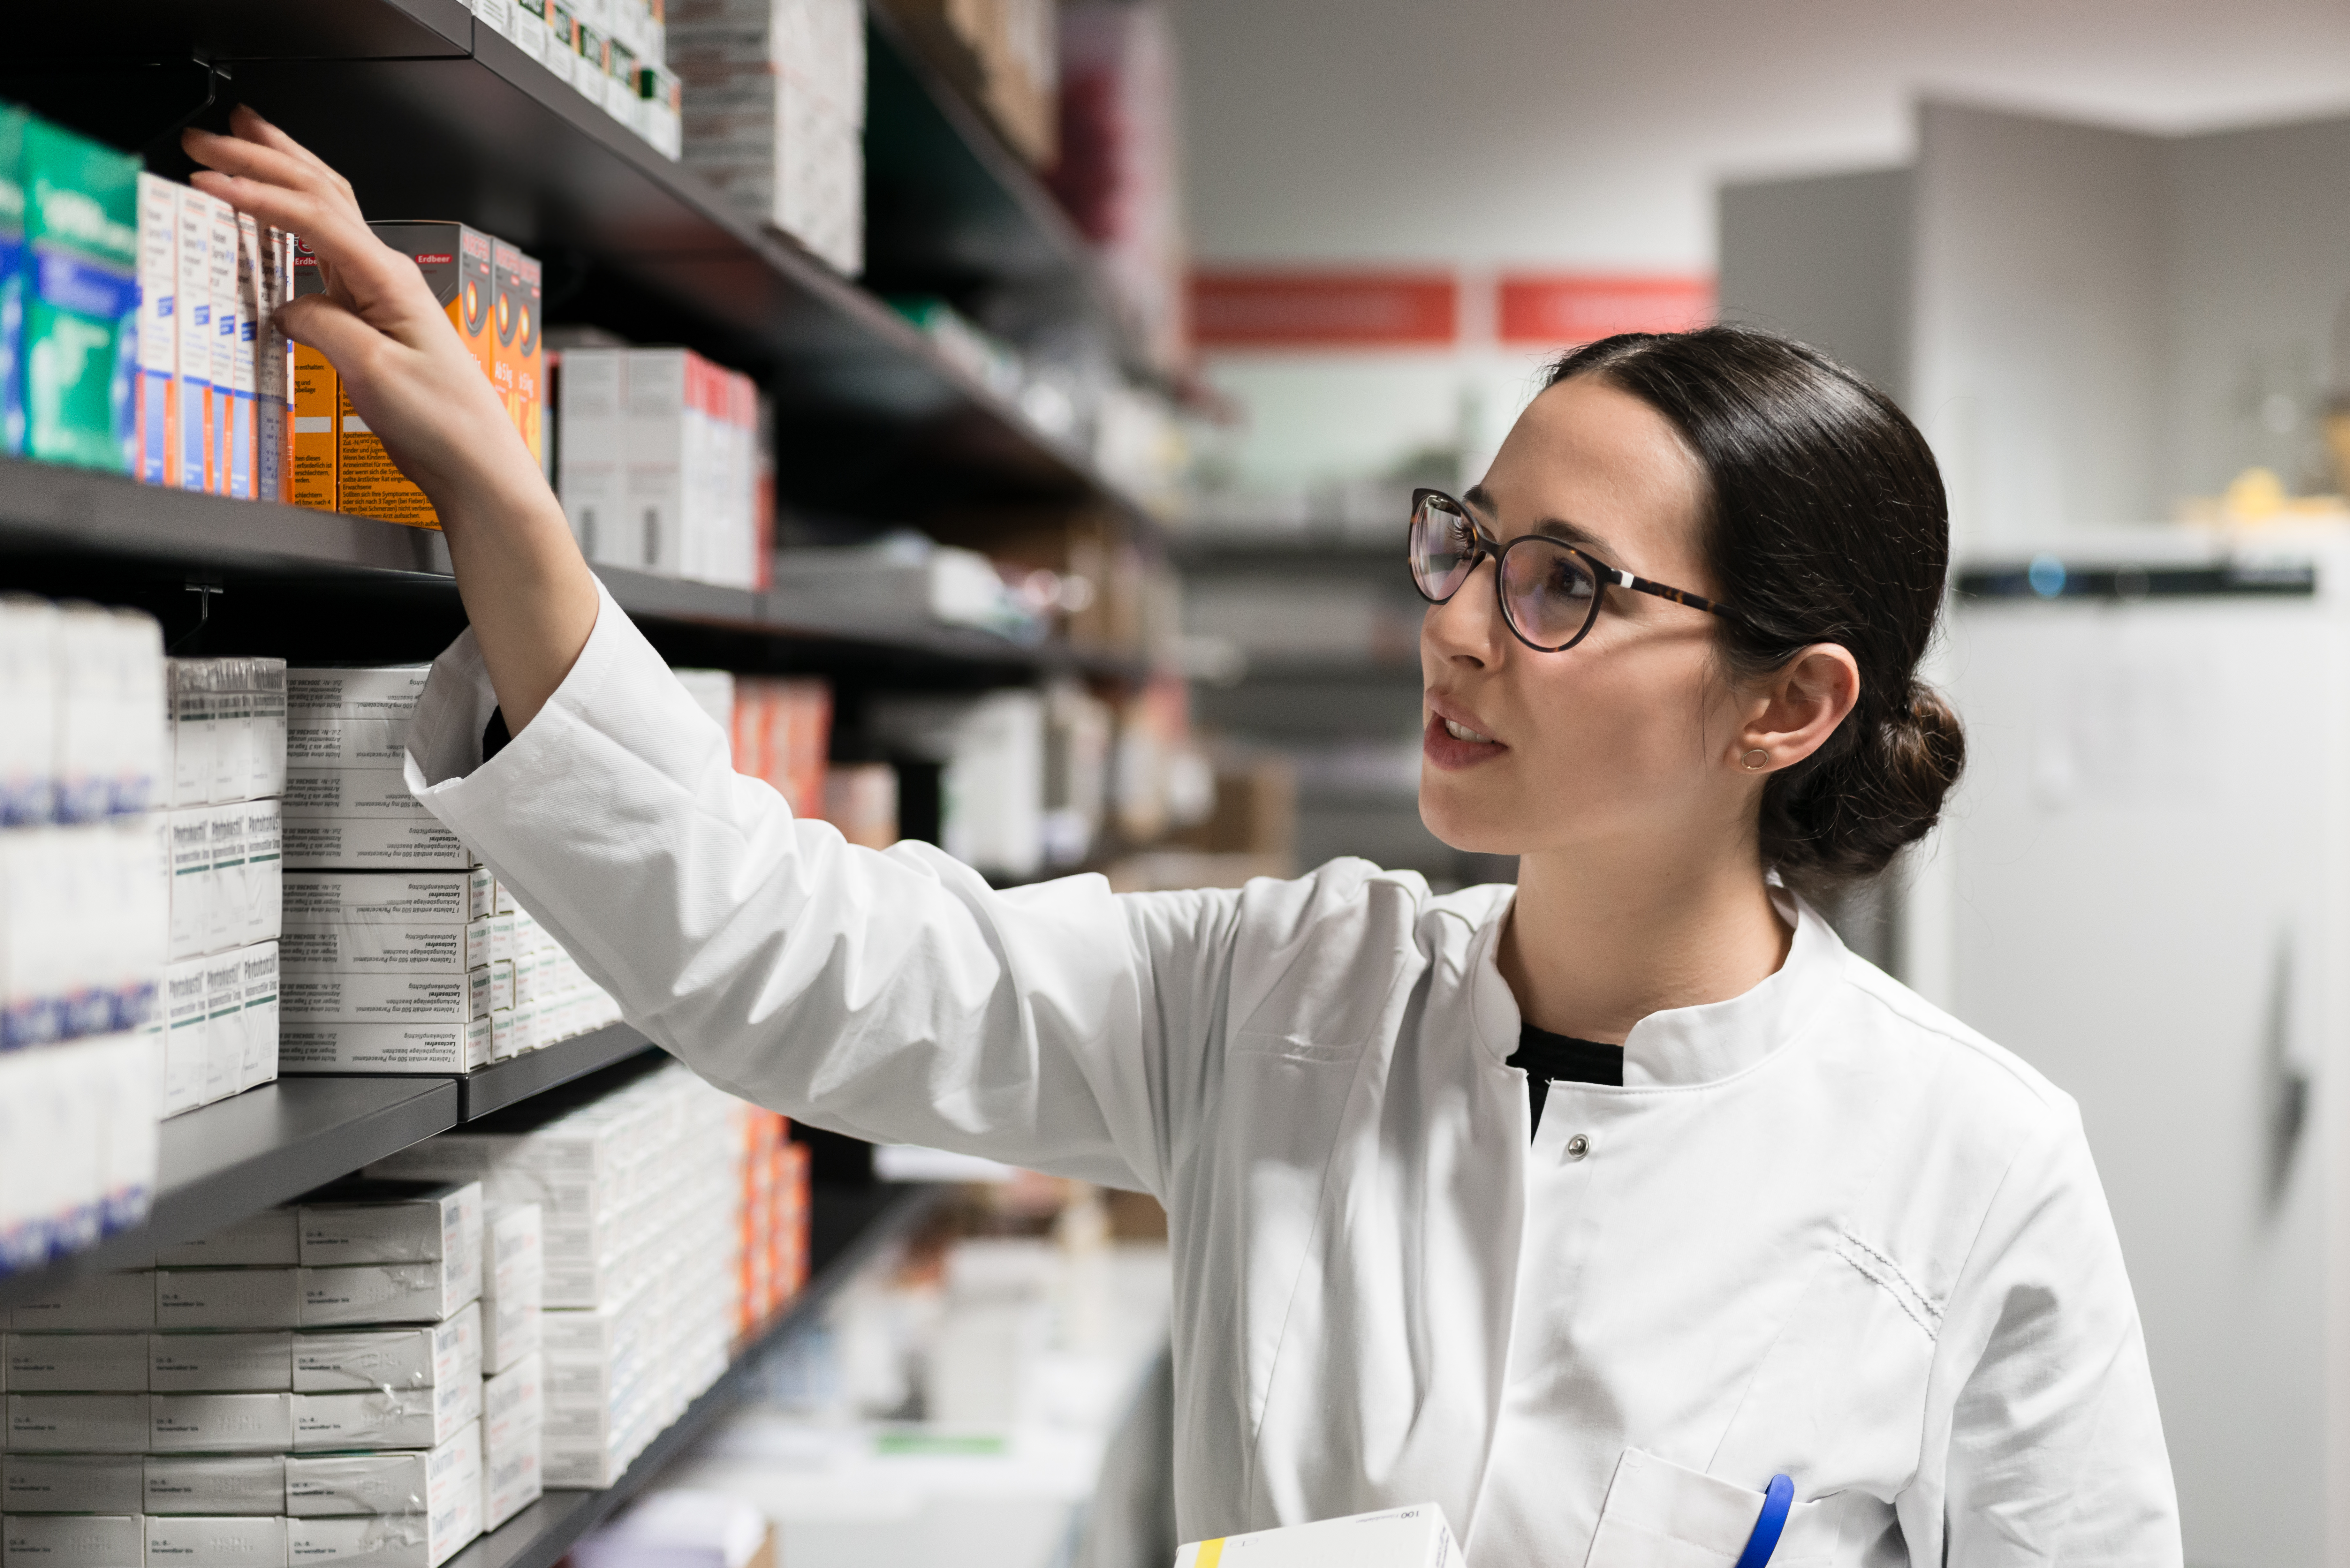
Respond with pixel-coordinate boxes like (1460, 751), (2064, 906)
(1467, 883), (1846, 1089)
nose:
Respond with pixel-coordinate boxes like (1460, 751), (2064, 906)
(1422, 557), (1505, 670)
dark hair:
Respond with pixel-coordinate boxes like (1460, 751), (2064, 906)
(1545, 325), (1964, 892)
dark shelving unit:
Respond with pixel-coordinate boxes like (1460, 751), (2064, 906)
(444, 1182), (943, 1568)
(451, 1027), (660, 1119)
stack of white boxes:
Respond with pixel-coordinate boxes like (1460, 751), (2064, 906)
(1, 1185), (489, 1568)
(480, 1204), (544, 1530)
(555, 347), (766, 589)
(0, 600), (168, 1275)
(469, 0), (682, 159)
(161, 657), (287, 1119)
(669, 0), (868, 275)
(276, 670), (622, 1076)
(369, 1065), (744, 1488)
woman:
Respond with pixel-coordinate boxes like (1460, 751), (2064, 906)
(189, 110), (2179, 1564)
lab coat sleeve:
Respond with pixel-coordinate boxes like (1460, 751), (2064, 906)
(402, 580), (1243, 1197)
(1922, 1107), (2183, 1567)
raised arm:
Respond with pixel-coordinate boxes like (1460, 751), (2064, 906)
(185, 108), (595, 733)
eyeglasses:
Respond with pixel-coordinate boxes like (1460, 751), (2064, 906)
(1407, 487), (1740, 652)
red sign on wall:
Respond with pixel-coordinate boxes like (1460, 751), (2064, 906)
(1497, 274), (1714, 346)
(1192, 270), (1458, 348)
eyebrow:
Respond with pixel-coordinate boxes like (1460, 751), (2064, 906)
(1460, 485), (1616, 557)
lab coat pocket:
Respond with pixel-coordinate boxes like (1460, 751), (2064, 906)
(1582, 1449), (1835, 1568)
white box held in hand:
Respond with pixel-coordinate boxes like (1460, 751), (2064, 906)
(294, 1303), (478, 1393)
(3, 1512), (146, 1568)
(1173, 1505), (1468, 1568)
(286, 1424), (479, 1518)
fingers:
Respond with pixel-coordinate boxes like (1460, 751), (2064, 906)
(223, 105), (358, 206)
(183, 127), (359, 226)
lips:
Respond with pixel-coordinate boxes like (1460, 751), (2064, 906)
(1422, 707), (1507, 771)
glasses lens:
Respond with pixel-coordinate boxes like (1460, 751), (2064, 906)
(1410, 494), (1480, 600)
(1500, 539), (1601, 648)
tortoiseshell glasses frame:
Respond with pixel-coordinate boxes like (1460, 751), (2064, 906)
(1407, 486), (1742, 653)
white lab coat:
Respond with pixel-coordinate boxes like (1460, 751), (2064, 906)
(406, 583), (2181, 1566)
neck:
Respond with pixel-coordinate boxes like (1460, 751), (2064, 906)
(1498, 838), (1793, 1044)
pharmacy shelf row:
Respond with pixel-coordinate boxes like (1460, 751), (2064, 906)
(0, 1027), (660, 1310)
(446, 1181), (944, 1568)
(4, 0), (1164, 534)
(0, 457), (1147, 683)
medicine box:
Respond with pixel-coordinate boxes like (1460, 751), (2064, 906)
(300, 1183), (482, 1270)
(284, 769), (430, 820)
(202, 192), (234, 495)
(481, 1431), (540, 1533)
(284, 874), (471, 928)
(2, 1455), (144, 1515)
(156, 1208), (297, 1268)
(8, 1272), (156, 1332)
(292, 1372), (481, 1451)
(299, 1257), (481, 1328)
(480, 1353), (541, 1459)
(155, 1268), (302, 1331)
(285, 1492), (481, 1568)
(143, 1455), (286, 1516)
(2, 1512), (146, 1568)
(148, 1391), (295, 1453)
(286, 1424), (478, 1518)
(227, 212), (262, 502)
(135, 173), (178, 488)
(20, 117), (140, 473)
(5, 1393), (151, 1453)
(277, 1021), (490, 1076)
(148, 1332), (294, 1393)
(177, 187), (217, 492)
(338, 224), (496, 529)
(286, 720), (408, 770)
(285, 669), (431, 722)
(293, 1301), (479, 1393)
(145, 1513), (285, 1568)
(4, 1334), (147, 1392)
(480, 1206), (542, 1374)
(280, 970), (488, 1026)
(282, 819), (475, 873)
(281, 927), (472, 975)
(291, 236), (336, 510)
(1172, 1506), (1469, 1568)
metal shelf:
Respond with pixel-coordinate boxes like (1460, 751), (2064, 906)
(3, 0), (1160, 533)
(0, 1077), (459, 1309)
(454, 1027), (659, 1120)
(444, 1183), (944, 1568)
(0, 457), (1145, 680)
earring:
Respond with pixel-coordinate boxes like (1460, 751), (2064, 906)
(1741, 748), (1770, 772)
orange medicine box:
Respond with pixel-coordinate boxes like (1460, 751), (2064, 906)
(337, 222), (495, 529)
(490, 239), (543, 470)
(290, 237), (337, 510)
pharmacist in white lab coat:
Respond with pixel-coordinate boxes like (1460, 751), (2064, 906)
(193, 113), (2180, 1566)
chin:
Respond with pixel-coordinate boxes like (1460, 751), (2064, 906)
(1417, 774), (1520, 856)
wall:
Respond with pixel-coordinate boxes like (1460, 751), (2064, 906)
(1717, 169), (1911, 399)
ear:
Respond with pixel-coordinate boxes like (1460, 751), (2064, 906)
(1732, 644), (1861, 774)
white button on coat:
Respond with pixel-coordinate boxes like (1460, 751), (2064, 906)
(405, 584), (2181, 1567)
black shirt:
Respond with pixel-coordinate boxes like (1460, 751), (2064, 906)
(1506, 1025), (1623, 1136)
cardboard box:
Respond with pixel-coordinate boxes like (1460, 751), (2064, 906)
(285, 1496), (480, 1568)
(489, 241), (543, 471)
(155, 1269), (302, 1331)
(145, 1514), (285, 1568)
(142, 1455), (286, 1516)
(281, 927), (471, 975)
(240, 943), (281, 1094)
(136, 174), (180, 487)
(300, 1185), (482, 1270)
(148, 1391), (295, 1453)
(226, 214), (262, 501)
(156, 1210), (297, 1269)
(281, 971), (488, 1026)
(338, 225), (496, 529)
(291, 236), (336, 510)
(2, 1512), (146, 1568)
(260, 227), (292, 504)
(285, 721), (408, 771)
(5, 1393), (151, 1453)
(292, 1374), (481, 1452)
(202, 193), (236, 494)
(480, 1430), (539, 1533)
(20, 119), (140, 473)
(4, 1334), (148, 1392)
(479, 1207), (541, 1375)
(479, 1354), (540, 1462)
(202, 952), (245, 1107)
(285, 1425), (477, 1518)
(299, 1258), (481, 1329)
(148, 1332), (294, 1393)
(284, 874), (472, 928)
(2, 1456), (144, 1515)
(281, 820), (474, 873)
(283, 770), (430, 822)
(293, 1302), (478, 1394)
(284, 669), (429, 722)
(8, 1273), (156, 1333)
(1172, 1506), (1468, 1568)
(277, 1021), (489, 1076)
(172, 188), (216, 491)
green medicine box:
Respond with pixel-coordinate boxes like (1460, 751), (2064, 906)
(19, 115), (139, 472)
